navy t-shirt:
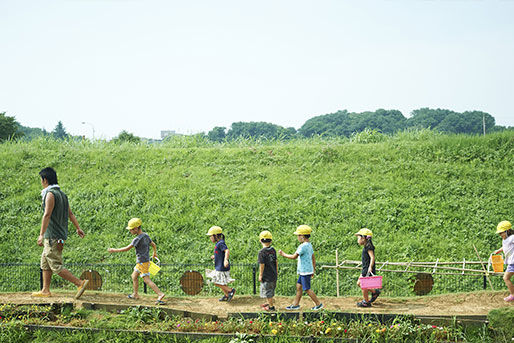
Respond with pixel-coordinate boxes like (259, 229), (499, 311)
(214, 240), (230, 271)
(361, 244), (376, 277)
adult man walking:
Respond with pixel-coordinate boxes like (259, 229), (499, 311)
(32, 167), (89, 299)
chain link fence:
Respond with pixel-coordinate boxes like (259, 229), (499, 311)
(0, 262), (506, 297)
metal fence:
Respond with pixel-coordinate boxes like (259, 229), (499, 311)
(0, 262), (506, 297)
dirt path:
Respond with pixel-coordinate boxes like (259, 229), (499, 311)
(1, 291), (511, 318)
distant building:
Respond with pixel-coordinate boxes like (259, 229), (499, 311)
(161, 130), (177, 139)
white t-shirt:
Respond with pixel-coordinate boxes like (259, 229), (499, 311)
(502, 235), (514, 265)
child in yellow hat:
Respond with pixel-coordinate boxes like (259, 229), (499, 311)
(355, 228), (380, 307)
(108, 218), (165, 304)
(206, 226), (236, 301)
(258, 230), (278, 311)
(493, 221), (514, 302)
(279, 225), (323, 311)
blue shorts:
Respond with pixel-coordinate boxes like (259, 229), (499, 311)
(506, 264), (514, 273)
(297, 274), (312, 291)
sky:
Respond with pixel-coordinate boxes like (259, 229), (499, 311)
(1, 0), (513, 140)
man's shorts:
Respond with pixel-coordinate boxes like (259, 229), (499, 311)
(134, 262), (150, 277)
(506, 264), (514, 273)
(40, 239), (64, 274)
(297, 274), (312, 291)
(260, 281), (276, 298)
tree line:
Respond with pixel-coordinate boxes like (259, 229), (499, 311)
(205, 108), (507, 142)
(1, 108), (511, 143)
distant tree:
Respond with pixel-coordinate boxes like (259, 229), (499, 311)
(112, 130), (141, 143)
(226, 122), (294, 140)
(407, 108), (455, 129)
(351, 109), (406, 134)
(436, 111), (495, 134)
(298, 110), (352, 137)
(284, 127), (297, 138)
(298, 109), (405, 137)
(17, 124), (49, 140)
(207, 126), (226, 142)
(0, 112), (23, 141)
(52, 121), (69, 140)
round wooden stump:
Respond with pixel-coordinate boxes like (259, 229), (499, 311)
(413, 273), (434, 296)
(180, 270), (204, 295)
(79, 270), (103, 290)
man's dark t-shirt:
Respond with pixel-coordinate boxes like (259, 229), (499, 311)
(258, 246), (277, 282)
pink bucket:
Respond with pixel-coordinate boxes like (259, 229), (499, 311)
(360, 275), (383, 289)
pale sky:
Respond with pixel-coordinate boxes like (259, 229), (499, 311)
(1, 0), (513, 139)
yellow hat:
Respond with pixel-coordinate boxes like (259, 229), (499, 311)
(126, 218), (142, 230)
(496, 221), (512, 234)
(294, 225), (312, 235)
(355, 228), (373, 237)
(259, 230), (273, 240)
(206, 226), (223, 236)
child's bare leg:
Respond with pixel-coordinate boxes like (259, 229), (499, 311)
(362, 288), (370, 302)
(504, 272), (514, 294)
(267, 297), (274, 307)
(143, 276), (164, 299)
(131, 270), (140, 297)
(292, 283), (303, 306)
(215, 284), (231, 296)
(306, 289), (321, 306)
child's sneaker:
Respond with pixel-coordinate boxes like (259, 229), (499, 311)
(219, 295), (228, 301)
(266, 306), (276, 311)
(357, 300), (371, 308)
(286, 304), (300, 310)
(504, 294), (514, 302)
(227, 288), (236, 301)
(311, 303), (324, 311)
(370, 289), (381, 303)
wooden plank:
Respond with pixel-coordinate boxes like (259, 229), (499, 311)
(335, 249), (340, 297)
(378, 261), (388, 271)
(432, 259), (439, 274)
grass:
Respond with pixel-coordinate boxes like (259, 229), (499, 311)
(0, 131), (512, 272)
(0, 304), (507, 342)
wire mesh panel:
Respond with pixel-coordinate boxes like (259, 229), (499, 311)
(0, 262), (507, 297)
(0, 263), (40, 292)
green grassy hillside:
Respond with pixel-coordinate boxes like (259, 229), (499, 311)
(0, 130), (512, 265)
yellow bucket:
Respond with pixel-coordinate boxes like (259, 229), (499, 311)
(149, 258), (161, 276)
(491, 255), (504, 273)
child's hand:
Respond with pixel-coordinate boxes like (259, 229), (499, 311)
(224, 260), (229, 268)
(258, 276), (262, 282)
(278, 250), (284, 256)
(210, 255), (215, 260)
(107, 248), (115, 253)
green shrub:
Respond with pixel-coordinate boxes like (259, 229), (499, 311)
(488, 306), (514, 340)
